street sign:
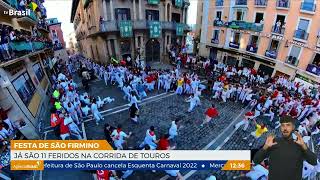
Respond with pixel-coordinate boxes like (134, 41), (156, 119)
(119, 20), (133, 38)
(149, 21), (161, 38)
(176, 23), (184, 36)
(148, 0), (159, 5)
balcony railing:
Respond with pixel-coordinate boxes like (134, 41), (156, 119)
(306, 64), (320, 76)
(133, 20), (147, 29)
(276, 0), (290, 8)
(211, 38), (219, 44)
(285, 56), (299, 66)
(265, 50), (277, 59)
(161, 21), (175, 30)
(254, 0), (267, 6)
(271, 25), (285, 35)
(294, 29), (309, 40)
(3, 0), (18, 9)
(228, 21), (264, 32)
(216, 0), (223, 6)
(213, 20), (225, 27)
(235, 0), (247, 5)
(100, 20), (119, 32)
(229, 42), (240, 49)
(246, 45), (258, 53)
(300, 2), (316, 12)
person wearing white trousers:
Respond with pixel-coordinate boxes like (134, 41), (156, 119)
(186, 94), (201, 112)
(91, 99), (104, 125)
(68, 121), (83, 140)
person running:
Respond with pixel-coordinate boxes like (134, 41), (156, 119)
(111, 124), (132, 150)
(129, 103), (139, 123)
(234, 111), (254, 131)
(186, 93), (201, 113)
(200, 104), (219, 127)
(169, 119), (181, 141)
(139, 126), (158, 150)
(157, 134), (176, 150)
(91, 98), (104, 125)
(243, 120), (268, 147)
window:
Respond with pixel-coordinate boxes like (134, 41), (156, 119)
(233, 32), (241, 43)
(115, 8), (131, 20)
(250, 35), (259, 45)
(269, 40), (279, 50)
(32, 63), (44, 81)
(12, 72), (36, 105)
(312, 53), (320, 66)
(295, 19), (309, 40)
(255, 12), (264, 23)
(213, 30), (219, 41)
(234, 9), (245, 21)
(172, 13), (181, 23)
(301, 0), (315, 11)
(286, 45), (302, 66)
(216, 11), (222, 20)
(146, 10), (159, 21)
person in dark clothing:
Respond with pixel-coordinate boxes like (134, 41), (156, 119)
(104, 123), (115, 145)
(253, 115), (317, 180)
(129, 104), (139, 123)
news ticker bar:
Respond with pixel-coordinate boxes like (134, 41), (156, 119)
(11, 160), (251, 171)
(10, 140), (251, 171)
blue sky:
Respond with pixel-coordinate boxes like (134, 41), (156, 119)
(44, 0), (198, 47)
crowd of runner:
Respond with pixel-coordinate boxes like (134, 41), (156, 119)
(47, 53), (320, 179)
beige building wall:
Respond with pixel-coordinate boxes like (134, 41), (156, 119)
(199, 0), (320, 83)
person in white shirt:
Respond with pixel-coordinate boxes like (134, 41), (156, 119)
(186, 94), (201, 112)
(139, 126), (158, 150)
(91, 98), (104, 125)
(111, 125), (132, 150)
(169, 119), (180, 141)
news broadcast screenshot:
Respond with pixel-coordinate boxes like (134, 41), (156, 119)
(0, 0), (320, 179)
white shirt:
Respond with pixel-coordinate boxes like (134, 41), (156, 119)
(169, 121), (178, 136)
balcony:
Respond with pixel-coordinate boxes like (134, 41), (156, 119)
(213, 20), (225, 27)
(227, 21), (264, 32)
(276, 0), (290, 9)
(100, 20), (119, 32)
(294, 29), (309, 40)
(265, 50), (277, 59)
(133, 20), (147, 29)
(300, 2), (316, 13)
(211, 38), (219, 44)
(1, 0), (17, 12)
(1, 41), (50, 63)
(161, 21), (175, 30)
(235, 0), (247, 6)
(17, 9), (38, 24)
(285, 56), (299, 66)
(271, 25), (285, 35)
(246, 45), (258, 53)
(229, 42), (240, 49)
(254, 0), (267, 6)
(306, 64), (320, 76)
(216, 0), (223, 6)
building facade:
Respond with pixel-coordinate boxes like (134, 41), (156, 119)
(198, 0), (320, 84)
(0, 0), (54, 139)
(47, 18), (66, 49)
(70, 0), (191, 63)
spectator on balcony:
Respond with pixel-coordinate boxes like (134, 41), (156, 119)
(99, 16), (106, 31)
(9, 30), (16, 42)
(18, 0), (26, 11)
(274, 20), (282, 34)
(0, 28), (11, 61)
